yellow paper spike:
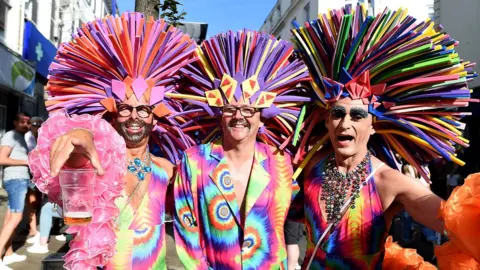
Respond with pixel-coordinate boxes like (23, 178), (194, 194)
(299, 27), (326, 75)
(376, 129), (439, 153)
(429, 117), (462, 135)
(196, 49), (215, 81)
(326, 10), (338, 40)
(270, 39), (279, 53)
(399, 8), (409, 22)
(377, 9), (401, 40)
(270, 67), (308, 89)
(244, 32), (251, 70)
(165, 93), (208, 102)
(432, 34), (446, 44)
(255, 38), (273, 76)
(267, 38), (291, 81)
(408, 122), (466, 144)
(311, 80), (325, 102)
(450, 53), (459, 59)
(292, 134), (329, 180)
(291, 29), (323, 82)
(277, 102), (304, 108)
(277, 115), (294, 133)
(280, 112), (298, 122)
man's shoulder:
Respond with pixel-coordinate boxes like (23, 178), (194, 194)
(151, 156), (174, 179)
(0, 130), (16, 145)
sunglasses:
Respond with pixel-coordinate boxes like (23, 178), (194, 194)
(31, 122), (42, 127)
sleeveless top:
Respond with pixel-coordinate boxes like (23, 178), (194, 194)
(106, 160), (169, 270)
(302, 156), (388, 270)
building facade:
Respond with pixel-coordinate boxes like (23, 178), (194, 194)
(260, 0), (433, 40)
(0, 0), (117, 136)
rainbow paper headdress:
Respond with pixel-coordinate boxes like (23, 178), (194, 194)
(171, 30), (311, 149)
(45, 12), (198, 162)
(292, 5), (477, 180)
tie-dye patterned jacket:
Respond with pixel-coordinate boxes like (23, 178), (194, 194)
(174, 141), (295, 269)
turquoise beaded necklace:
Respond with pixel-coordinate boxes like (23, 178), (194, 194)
(127, 150), (152, 181)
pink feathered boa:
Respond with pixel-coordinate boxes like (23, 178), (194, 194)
(28, 111), (126, 269)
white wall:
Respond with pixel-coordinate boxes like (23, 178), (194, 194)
(4, 0), (25, 53)
(435, 0), (480, 88)
(35, 0), (53, 39)
(374, 0), (433, 21)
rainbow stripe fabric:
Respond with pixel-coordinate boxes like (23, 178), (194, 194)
(173, 141), (295, 269)
(295, 156), (387, 269)
(106, 158), (169, 270)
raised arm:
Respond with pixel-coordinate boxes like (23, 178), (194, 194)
(377, 166), (444, 233)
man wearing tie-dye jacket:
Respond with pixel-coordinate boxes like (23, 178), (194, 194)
(172, 30), (311, 269)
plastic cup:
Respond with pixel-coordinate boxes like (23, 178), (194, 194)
(59, 169), (96, 225)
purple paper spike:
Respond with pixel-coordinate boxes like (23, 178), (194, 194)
(261, 105), (281, 118)
(273, 96), (311, 102)
(233, 72), (245, 101)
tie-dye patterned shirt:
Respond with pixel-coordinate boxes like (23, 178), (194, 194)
(174, 141), (295, 269)
(292, 155), (388, 270)
(106, 158), (169, 270)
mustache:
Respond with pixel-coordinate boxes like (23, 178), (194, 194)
(227, 119), (250, 127)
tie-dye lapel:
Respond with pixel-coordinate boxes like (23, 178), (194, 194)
(244, 143), (271, 217)
(208, 142), (242, 226)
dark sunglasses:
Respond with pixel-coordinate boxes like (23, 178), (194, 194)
(31, 122), (42, 127)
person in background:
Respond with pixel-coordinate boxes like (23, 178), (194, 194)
(26, 202), (66, 254)
(284, 220), (303, 270)
(447, 163), (463, 197)
(0, 112), (31, 269)
(24, 116), (44, 242)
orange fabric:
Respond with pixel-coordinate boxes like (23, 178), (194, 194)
(438, 173), (480, 263)
(383, 236), (437, 270)
(435, 242), (480, 270)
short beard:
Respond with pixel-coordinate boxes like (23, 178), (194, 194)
(115, 119), (154, 146)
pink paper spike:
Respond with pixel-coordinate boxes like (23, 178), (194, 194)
(131, 76), (149, 100)
(111, 80), (126, 100)
(150, 86), (165, 105)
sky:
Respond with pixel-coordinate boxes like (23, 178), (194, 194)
(116, 0), (277, 37)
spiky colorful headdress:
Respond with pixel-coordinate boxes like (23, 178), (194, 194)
(292, 5), (477, 180)
(45, 12), (198, 162)
(170, 29), (311, 149)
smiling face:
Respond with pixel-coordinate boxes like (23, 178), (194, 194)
(113, 95), (157, 148)
(326, 98), (375, 158)
(220, 100), (264, 146)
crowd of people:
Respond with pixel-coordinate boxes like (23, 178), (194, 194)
(0, 4), (479, 270)
(0, 112), (66, 269)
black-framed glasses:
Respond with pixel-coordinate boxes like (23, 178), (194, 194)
(117, 104), (154, 118)
(221, 106), (258, 118)
(31, 122), (42, 127)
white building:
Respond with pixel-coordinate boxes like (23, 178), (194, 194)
(260, 0), (433, 40)
(0, 0), (116, 135)
(434, 0), (480, 89)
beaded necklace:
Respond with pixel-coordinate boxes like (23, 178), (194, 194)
(320, 151), (371, 225)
